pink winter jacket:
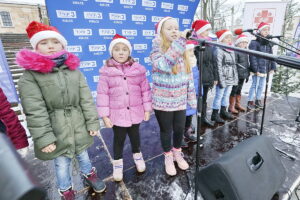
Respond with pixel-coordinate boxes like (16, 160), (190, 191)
(96, 59), (152, 127)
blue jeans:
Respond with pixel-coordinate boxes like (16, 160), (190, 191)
(54, 150), (92, 191)
(212, 85), (233, 109)
(248, 75), (266, 101)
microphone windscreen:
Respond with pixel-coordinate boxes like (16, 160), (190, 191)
(234, 29), (243, 35)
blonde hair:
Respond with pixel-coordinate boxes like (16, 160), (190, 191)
(160, 21), (191, 74)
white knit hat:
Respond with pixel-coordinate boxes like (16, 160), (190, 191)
(155, 16), (173, 34)
(109, 34), (132, 56)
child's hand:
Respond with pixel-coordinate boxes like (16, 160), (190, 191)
(41, 143), (56, 153)
(214, 81), (218, 85)
(103, 117), (113, 128)
(89, 130), (99, 136)
(144, 112), (150, 121)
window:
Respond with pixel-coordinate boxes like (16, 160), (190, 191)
(0, 11), (13, 27)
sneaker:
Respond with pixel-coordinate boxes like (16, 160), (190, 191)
(172, 148), (189, 170)
(83, 167), (106, 193)
(58, 187), (76, 200)
(113, 159), (123, 181)
(164, 152), (177, 176)
(133, 152), (146, 173)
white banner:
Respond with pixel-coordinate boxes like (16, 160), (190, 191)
(241, 1), (287, 95)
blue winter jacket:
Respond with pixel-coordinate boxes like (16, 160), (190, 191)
(186, 66), (201, 116)
(248, 37), (276, 73)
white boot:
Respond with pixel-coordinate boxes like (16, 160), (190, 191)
(112, 159), (123, 181)
(133, 152), (146, 173)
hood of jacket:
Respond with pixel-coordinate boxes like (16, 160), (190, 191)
(16, 49), (80, 73)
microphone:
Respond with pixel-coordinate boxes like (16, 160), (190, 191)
(234, 29), (257, 35)
(266, 35), (284, 39)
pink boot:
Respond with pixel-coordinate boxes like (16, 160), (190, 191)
(58, 186), (76, 200)
(133, 152), (146, 172)
(172, 148), (189, 170)
(164, 152), (177, 176)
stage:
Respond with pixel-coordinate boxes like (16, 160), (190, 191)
(20, 94), (300, 200)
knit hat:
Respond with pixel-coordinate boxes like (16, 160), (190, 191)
(186, 40), (198, 50)
(234, 34), (249, 45)
(257, 22), (270, 32)
(109, 34), (132, 56)
(26, 21), (67, 49)
(192, 20), (212, 35)
(155, 16), (173, 34)
(216, 29), (232, 42)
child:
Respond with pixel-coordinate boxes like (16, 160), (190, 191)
(229, 34), (250, 113)
(0, 87), (28, 150)
(192, 20), (216, 126)
(96, 34), (152, 181)
(247, 22), (276, 110)
(16, 21), (106, 199)
(211, 29), (238, 123)
(150, 17), (197, 176)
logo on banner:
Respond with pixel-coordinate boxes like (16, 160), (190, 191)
(161, 2), (174, 12)
(89, 45), (106, 55)
(56, 10), (77, 18)
(84, 12), (103, 23)
(134, 44), (147, 52)
(122, 29), (137, 39)
(66, 45), (82, 52)
(178, 5), (189, 14)
(132, 15), (147, 23)
(120, 0), (136, 7)
(152, 16), (164, 23)
(142, 30), (155, 39)
(80, 61), (97, 69)
(99, 29), (116, 36)
(96, 0), (113, 7)
(109, 13), (126, 24)
(253, 9), (274, 27)
(142, 0), (156, 10)
(182, 19), (191, 28)
(73, 29), (92, 39)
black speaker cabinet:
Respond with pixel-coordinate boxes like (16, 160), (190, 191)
(196, 136), (286, 200)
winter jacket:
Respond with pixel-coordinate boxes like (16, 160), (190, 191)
(215, 47), (238, 88)
(96, 59), (152, 127)
(195, 45), (218, 87)
(235, 52), (250, 80)
(186, 66), (199, 116)
(0, 88), (28, 149)
(248, 37), (276, 73)
(16, 49), (99, 160)
(150, 36), (197, 111)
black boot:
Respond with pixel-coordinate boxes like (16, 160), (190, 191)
(220, 106), (235, 120)
(255, 100), (263, 109)
(211, 109), (225, 124)
(201, 103), (215, 127)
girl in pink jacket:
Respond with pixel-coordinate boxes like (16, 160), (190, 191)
(96, 34), (152, 181)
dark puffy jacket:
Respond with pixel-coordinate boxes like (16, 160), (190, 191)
(248, 37), (276, 73)
(0, 88), (28, 149)
(235, 52), (250, 79)
(195, 45), (218, 87)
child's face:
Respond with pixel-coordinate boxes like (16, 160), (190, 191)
(221, 35), (233, 45)
(260, 27), (270, 37)
(237, 41), (248, 49)
(199, 28), (211, 37)
(112, 43), (130, 64)
(162, 18), (179, 42)
(36, 38), (63, 55)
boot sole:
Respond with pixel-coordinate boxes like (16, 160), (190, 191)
(93, 185), (107, 193)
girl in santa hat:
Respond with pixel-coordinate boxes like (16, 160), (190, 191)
(191, 19), (216, 126)
(211, 29), (238, 123)
(247, 22), (276, 110)
(96, 34), (152, 181)
(150, 17), (197, 176)
(16, 21), (106, 199)
(228, 34), (250, 114)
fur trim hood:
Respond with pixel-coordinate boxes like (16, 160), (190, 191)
(16, 49), (80, 73)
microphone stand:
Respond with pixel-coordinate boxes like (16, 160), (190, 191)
(277, 38), (300, 53)
(194, 40), (205, 200)
(296, 110), (300, 122)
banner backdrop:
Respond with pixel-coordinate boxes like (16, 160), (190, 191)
(45, 0), (200, 97)
(0, 39), (18, 103)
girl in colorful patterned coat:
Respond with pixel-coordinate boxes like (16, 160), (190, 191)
(150, 17), (197, 176)
(96, 34), (152, 181)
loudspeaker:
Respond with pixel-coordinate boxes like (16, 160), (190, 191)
(0, 133), (46, 200)
(196, 136), (286, 200)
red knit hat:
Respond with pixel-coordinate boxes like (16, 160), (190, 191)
(192, 20), (212, 35)
(26, 21), (67, 49)
(155, 16), (173, 34)
(186, 40), (198, 50)
(257, 22), (270, 32)
(109, 34), (132, 56)
(234, 34), (249, 45)
(216, 29), (232, 42)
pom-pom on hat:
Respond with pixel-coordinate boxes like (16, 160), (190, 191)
(257, 22), (270, 32)
(186, 40), (198, 50)
(216, 29), (233, 42)
(235, 34), (249, 45)
(109, 34), (132, 56)
(192, 20), (212, 35)
(26, 21), (67, 49)
(155, 16), (173, 34)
